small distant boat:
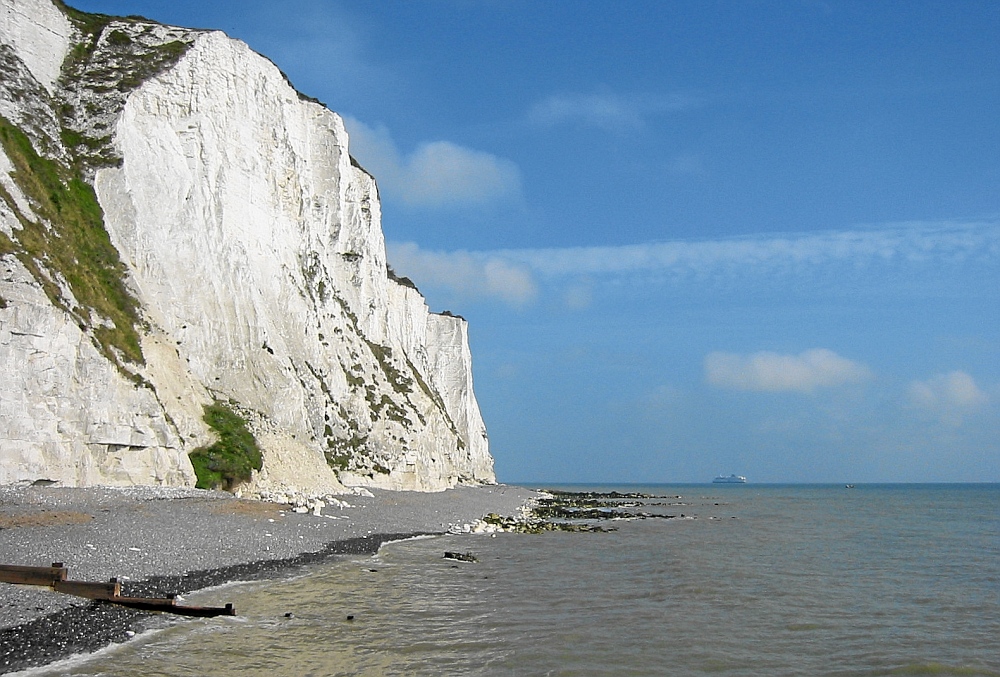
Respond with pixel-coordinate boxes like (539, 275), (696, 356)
(845, 484), (855, 489)
(712, 474), (746, 484)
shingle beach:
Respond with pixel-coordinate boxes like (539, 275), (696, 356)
(0, 484), (538, 673)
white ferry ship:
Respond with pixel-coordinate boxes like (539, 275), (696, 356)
(712, 474), (747, 484)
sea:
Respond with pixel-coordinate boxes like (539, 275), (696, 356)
(19, 484), (1000, 677)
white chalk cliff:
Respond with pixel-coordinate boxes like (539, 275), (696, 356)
(0, 0), (495, 492)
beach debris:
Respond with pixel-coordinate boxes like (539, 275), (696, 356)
(449, 518), (503, 535)
(0, 563), (236, 618)
(444, 551), (478, 563)
(250, 490), (354, 515)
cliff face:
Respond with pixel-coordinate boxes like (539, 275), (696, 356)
(0, 0), (495, 492)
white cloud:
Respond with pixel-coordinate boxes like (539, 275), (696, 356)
(908, 371), (988, 425)
(344, 117), (520, 208)
(387, 242), (536, 307)
(705, 349), (873, 393)
(527, 91), (698, 131)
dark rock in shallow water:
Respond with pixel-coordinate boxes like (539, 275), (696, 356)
(479, 490), (682, 533)
(444, 551), (478, 563)
(532, 505), (634, 520)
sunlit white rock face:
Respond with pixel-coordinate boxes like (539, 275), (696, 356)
(0, 0), (70, 92)
(0, 255), (195, 487)
(0, 0), (495, 491)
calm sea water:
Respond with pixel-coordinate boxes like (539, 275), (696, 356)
(24, 484), (1000, 676)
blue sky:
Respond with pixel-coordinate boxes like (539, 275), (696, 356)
(71, 0), (1000, 483)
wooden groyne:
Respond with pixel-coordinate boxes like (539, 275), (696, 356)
(0, 563), (236, 617)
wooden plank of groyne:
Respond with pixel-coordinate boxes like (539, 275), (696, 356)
(53, 578), (121, 600)
(0, 563), (68, 587)
(105, 597), (237, 618)
(2, 563), (236, 617)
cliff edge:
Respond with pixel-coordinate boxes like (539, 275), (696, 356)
(0, 0), (495, 493)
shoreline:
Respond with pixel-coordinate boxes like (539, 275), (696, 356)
(0, 484), (538, 674)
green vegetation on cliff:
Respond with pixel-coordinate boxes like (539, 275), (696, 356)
(0, 116), (144, 367)
(0, 7), (198, 372)
(188, 403), (263, 491)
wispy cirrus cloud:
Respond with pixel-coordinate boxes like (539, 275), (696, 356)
(527, 91), (700, 131)
(504, 221), (1000, 278)
(344, 117), (521, 208)
(704, 349), (873, 393)
(387, 221), (1000, 307)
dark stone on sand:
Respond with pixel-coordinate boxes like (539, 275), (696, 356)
(444, 551), (478, 563)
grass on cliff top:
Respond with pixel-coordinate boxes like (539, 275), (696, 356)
(54, 0), (114, 33)
(0, 116), (144, 367)
(188, 403), (263, 491)
(54, 2), (194, 172)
